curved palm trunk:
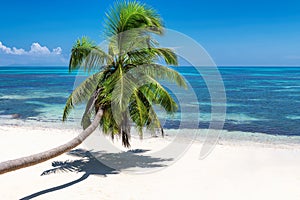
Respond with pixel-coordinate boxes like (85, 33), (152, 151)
(0, 109), (103, 175)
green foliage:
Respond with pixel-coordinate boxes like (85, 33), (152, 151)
(69, 37), (112, 73)
(63, 72), (105, 122)
(63, 0), (187, 147)
(104, 0), (163, 38)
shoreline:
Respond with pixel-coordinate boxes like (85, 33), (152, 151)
(1, 124), (300, 149)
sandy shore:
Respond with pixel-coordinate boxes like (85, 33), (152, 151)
(1, 125), (300, 200)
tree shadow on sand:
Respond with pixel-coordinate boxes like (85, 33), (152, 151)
(20, 148), (172, 200)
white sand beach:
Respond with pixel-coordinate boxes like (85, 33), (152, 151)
(1, 125), (300, 200)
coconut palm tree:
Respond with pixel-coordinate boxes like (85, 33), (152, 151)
(0, 0), (186, 174)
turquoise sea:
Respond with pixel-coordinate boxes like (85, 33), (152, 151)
(1, 66), (300, 137)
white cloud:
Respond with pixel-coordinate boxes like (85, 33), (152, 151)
(29, 42), (51, 54)
(12, 47), (26, 55)
(53, 47), (62, 55)
(0, 41), (15, 54)
(0, 41), (67, 66)
(0, 41), (62, 55)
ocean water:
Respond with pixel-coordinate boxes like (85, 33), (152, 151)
(1, 66), (300, 137)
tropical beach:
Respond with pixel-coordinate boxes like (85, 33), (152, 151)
(1, 0), (300, 199)
(1, 126), (300, 199)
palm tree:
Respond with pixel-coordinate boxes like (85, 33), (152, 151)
(0, 0), (186, 174)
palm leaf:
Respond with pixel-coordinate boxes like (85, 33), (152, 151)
(127, 63), (187, 88)
(104, 1), (163, 39)
(81, 88), (103, 129)
(138, 76), (178, 113)
(129, 90), (149, 136)
(62, 72), (104, 121)
(69, 37), (112, 72)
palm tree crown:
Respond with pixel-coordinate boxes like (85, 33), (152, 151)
(63, 0), (187, 147)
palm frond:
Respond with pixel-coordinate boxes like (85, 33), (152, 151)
(149, 48), (178, 65)
(100, 107), (119, 136)
(81, 88), (103, 129)
(109, 67), (138, 124)
(147, 105), (163, 135)
(124, 47), (178, 67)
(62, 72), (104, 121)
(69, 37), (95, 71)
(69, 37), (112, 72)
(120, 1), (163, 33)
(128, 89), (164, 138)
(104, 1), (163, 39)
(139, 76), (178, 113)
(110, 32), (158, 59)
(128, 90), (149, 136)
(136, 64), (187, 88)
(83, 48), (113, 73)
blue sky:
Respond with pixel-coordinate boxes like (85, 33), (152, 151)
(0, 0), (300, 66)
